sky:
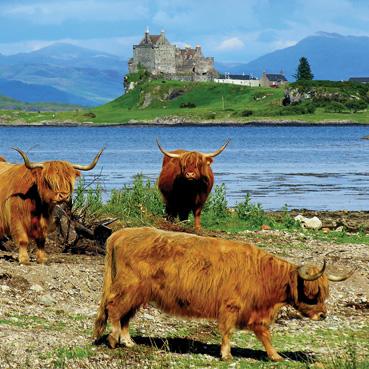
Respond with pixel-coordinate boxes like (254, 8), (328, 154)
(0, 0), (369, 62)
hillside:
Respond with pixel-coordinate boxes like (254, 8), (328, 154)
(219, 32), (369, 81)
(1, 79), (369, 124)
(0, 43), (127, 106)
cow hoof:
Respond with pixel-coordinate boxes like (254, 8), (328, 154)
(221, 353), (232, 361)
(107, 334), (118, 349)
(19, 256), (30, 265)
(36, 255), (48, 264)
(121, 336), (135, 347)
(269, 353), (283, 362)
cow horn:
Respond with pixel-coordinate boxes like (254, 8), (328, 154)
(72, 147), (104, 171)
(12, 147), (44, 169)
(200, 139), (231, 158)
(156, 139), (181, 158)
(327, 268), (355, 282)
(297, 260), (326, 281)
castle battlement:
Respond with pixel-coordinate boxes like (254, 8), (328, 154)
(128, 30), (217, 81)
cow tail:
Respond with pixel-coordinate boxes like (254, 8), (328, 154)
(93, 236), (115, 340)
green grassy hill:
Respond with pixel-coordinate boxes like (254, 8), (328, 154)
(1, 79), (369, 124)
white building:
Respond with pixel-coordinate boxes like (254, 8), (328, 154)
(214, 73), (260, 87)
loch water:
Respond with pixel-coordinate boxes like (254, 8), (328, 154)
(1, 124), (369, 210)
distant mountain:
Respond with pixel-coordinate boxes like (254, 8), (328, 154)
(0, 78), (95, 106)
(217, 32), (369, 81)
(0, 43), (128, 106)
(0, 94), (83, 111)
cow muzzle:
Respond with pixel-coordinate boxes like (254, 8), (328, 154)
(185, 172), (197, 180)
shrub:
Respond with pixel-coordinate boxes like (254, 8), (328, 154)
(240, 109), (253, 117)
(203, 184), (229, 220)
(324, 101), (346, 113)
(105, 174), (164, 224)
(73, 177), (104, 219)
(179, 102), (196, 108)
(279, 101), (316, 115)
(235, 193), (268, 228)
(205, 112), (216, 119)
(345, 99), (367, 112)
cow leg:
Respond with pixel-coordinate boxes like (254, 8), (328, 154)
(193, 207), (202, 230)
(36, 238), (48, 264)
(253, 325), (283, 362)
(218, 308), (239, 360)
(107, 319), (121, 349)
(165, 204), (176, 222)
(119, 308), (138, 347)
(107, 285), (144, 349)
(12, 226), (30, 264)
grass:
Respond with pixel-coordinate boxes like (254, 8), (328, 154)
(2, 79), (369, 124)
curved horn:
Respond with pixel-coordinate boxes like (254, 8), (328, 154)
(72, 147), (104, 171)
(297, 259), (326, 281)
(12, 147), (44, 169)
(327, 268), (355, 282)
(156, 139), (181, 158)
(199, 139), (230, 158)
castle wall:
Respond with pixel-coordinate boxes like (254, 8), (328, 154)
(154, 45), (176, 74)
(131, 46), (155, 73)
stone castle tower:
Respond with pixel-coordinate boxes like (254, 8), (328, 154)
(128, 30), (217, 81)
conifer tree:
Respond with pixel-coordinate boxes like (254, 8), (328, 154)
(294, 57), (314, 81)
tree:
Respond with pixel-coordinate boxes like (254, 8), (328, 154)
(294, 57), (314, 81)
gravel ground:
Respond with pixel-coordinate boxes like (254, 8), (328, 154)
(0, 229), (368, 368)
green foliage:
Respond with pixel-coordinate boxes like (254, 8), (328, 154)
(240, 109), (253, 116)
(72, 177), (104, 218)
(280, 204), (300, 229)
(104, 174), (164, 224)
(324, 101), (346, 113)
(345, 99), (367, 112)
(203, 184), (229, 221)
(235, 193), (268, 228)
(279, 101), (316, 115)
(179, 102), (196, 108)
(294, 56), (314, 81)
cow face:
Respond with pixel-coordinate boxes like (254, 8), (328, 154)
(13, 147), (104, 204)
(294, 273), (329, 321)
(179, 152), (213, 181)
(38, 162), (80, 204)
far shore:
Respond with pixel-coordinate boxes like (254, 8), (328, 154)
(1, 119), (369, 127)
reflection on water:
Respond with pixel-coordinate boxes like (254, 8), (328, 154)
(1, 124), (369, 210)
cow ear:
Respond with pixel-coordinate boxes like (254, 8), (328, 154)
(206, 157), (213, 166)
(75, 169), (81, 177)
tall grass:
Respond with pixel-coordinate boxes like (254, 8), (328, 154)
(72, 175), (302, 233)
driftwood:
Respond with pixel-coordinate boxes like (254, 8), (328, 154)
(54, 205), (116, 255)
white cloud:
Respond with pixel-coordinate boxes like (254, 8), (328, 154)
(1, 0), (149, 24)
(0, 35), (140, 57)
(216, 37), (245, 51)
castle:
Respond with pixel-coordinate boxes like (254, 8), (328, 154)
(128, 30), (218, 81)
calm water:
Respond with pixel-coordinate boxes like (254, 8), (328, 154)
(1, 125), (369, 210)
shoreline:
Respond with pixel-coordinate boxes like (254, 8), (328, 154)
(1, 119), (368, 127)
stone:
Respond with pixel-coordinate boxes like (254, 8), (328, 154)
(294, 214), (322, 230)
(39, 294), (56, 306)
(30, 284), (44, 293)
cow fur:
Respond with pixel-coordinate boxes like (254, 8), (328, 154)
(94, 227), (330, 361)
(158, 150), (214, 230)
(0, 159), (80, 264)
